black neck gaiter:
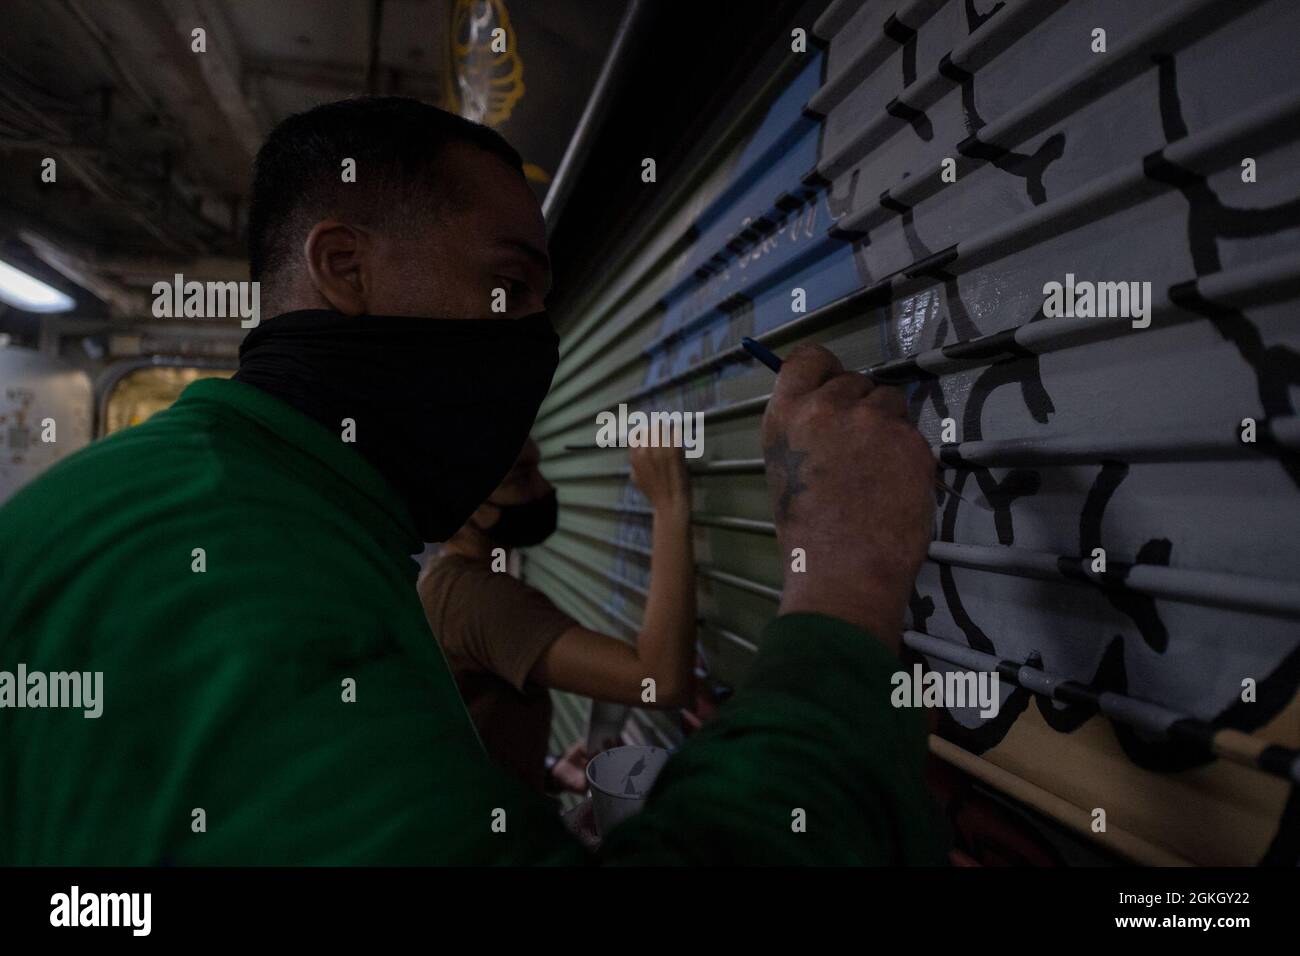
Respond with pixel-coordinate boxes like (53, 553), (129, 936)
(233, 309), (559, 543)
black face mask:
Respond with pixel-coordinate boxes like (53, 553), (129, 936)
(478, 488), (558, 548)
(233, 309), (559, 543)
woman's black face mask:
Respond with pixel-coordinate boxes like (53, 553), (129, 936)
(233, 309), (559, 543)
(479, 489), (558, 548)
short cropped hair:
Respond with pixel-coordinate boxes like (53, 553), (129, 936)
(247, 96), (524, 283)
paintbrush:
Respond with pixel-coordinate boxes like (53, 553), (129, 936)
(741, 337), (991, 511)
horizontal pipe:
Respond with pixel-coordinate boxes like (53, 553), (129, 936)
(537, 277), (880, 440)
(532, 544), (1299, 783)
(553, 500), (1300, 618)
(929, 541), (1300, 619)
(814, 0), (1060, 178)
(697, 564), (782, 601)
(533, 205), (1294, 442)
(538, 246), (1297, 448)
(554, 525), (781, 602)
(532, 544), (1300, 788)
(807, 0), (947, 116)
(557, 522), (654, 559)
(539, 0), (1276, 428)
(939, 417), (1300, 467)
(952, 92), (1300, 280)
(904, 630), (1300, 784)
(821, 0), (1248, 188)
(547, 458), (765, 479)
(540, 529), (762, 661)
(843, 0), (1261, 228)
(548, 413), (1300, 475)
(525, 552), (642, 636)
(537, 540), (651, 601)
(809, 0), (863, 40)
(698, 619), (760, 655)
(539, 70), (1300, 439)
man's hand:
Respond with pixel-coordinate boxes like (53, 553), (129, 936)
(762, 343), (934, 651)
(629, 443), (689, 514)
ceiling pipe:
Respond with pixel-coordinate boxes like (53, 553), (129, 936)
(18, 228), (149, 317)
(13, 220), (248, 318)
(162, 0), (272, 158)
(542, 0), (649, 234)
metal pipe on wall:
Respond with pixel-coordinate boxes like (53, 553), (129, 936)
(541, 0), (648, 232)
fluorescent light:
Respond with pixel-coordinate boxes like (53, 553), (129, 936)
(0, 258), (75, 313)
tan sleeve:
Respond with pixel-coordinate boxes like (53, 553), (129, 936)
(418, 555), (577, 692)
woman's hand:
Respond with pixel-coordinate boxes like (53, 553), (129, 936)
(629, 443), (689, 512)
(548, 741), (591, 794)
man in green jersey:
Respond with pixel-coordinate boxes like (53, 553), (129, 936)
(0, 97), (943, 866)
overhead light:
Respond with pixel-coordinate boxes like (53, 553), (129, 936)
(0, 257), (76, 313)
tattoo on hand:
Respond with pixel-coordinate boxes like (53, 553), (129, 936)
(764, 433), (808, 522)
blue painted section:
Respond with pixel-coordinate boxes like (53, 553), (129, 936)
(642, 51), (863, 392)
(606, 50), (867, 622)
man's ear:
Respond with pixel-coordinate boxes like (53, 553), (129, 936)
(303, 220), (372, 315)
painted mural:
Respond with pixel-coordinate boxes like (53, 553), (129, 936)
(530, 0), (1300, 864)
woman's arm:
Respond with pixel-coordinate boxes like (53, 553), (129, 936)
(529, 444), (696, 708)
